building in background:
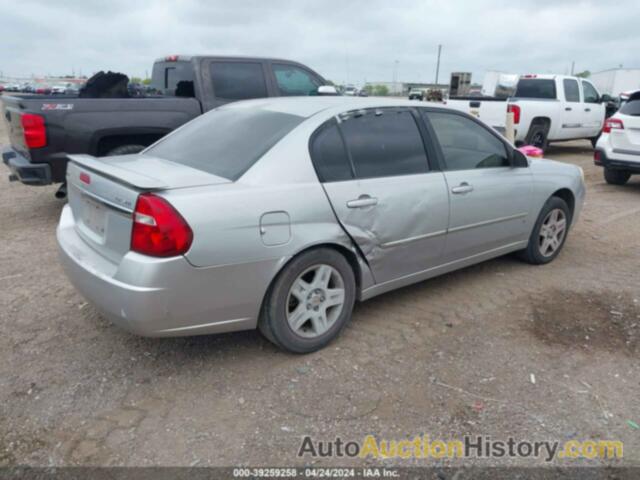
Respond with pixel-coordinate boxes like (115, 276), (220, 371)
(591, 68), (640, 97)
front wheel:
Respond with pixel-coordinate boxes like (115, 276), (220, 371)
(519, 197), (571, 265)
(259, 248), (356, 353)
(604, 168), (631, 185)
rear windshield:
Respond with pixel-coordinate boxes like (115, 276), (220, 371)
(514, 79), (557, 99)
(145, 108), (304, 180)
(620, 99), (640, 116)
(150, 61), (195, 97)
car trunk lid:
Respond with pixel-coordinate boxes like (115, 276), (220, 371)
(66, 154), (230, 263)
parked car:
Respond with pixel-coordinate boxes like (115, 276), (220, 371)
(343, 86), (358, 96)
(594, 90), (640, 185)
(57, 97), (585, 353)
(447, 74), (607, 149)
(51, 84), (68, 94)
(21, 83), (35, 93)
(408, 88), (424, 100)
(35, 85), (52, 94)
(0, 85), (4, 93)
(358, 89), (368, 97)
(2, 55), (334, 194)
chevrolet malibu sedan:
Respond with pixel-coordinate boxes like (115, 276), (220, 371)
(57, 97), (585, 353)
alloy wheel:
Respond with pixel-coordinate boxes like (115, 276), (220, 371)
(286, 264), (346, 338)
(538, 208), (567, 257)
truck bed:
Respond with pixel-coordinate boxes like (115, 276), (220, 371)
(1, 94), (202, 184)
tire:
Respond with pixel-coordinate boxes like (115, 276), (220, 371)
(105, 144), (145, 156)
(525, 124), (549, 151)
(258, 248), (356, 354)
(519, 196), (571, 265)
(604, 168), (631, 185)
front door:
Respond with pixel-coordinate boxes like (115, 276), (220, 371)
(310, 108), (450, 284)
(581, 80), (606, 138)
(422, 110), (533, 262)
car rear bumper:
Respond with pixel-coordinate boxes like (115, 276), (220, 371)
(57, 204), (281, 337)
(595, 147), (640, 173)
(2, 146), (52, 185)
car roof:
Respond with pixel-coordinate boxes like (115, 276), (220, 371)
(219, 96), (451, 118)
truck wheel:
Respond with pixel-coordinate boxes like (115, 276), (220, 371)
(105, 144), (145, 156)
(604, 168), (631, 185)
(525, 125), (549, 151)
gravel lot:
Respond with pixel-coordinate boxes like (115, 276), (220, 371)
(1, 105), (639, 467)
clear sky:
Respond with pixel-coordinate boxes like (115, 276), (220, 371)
(1, 0), (637, 85)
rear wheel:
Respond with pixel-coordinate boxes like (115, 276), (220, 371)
(604, 168), (631, 185)
(525, 124), (549, 151)
(259, 248), (356, 353)
(105, 144), (145, 156)
(519, 197), (570, 265)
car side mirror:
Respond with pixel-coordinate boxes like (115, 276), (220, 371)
(601, 94), (612, 103)
(511, 149), (530, 168)
(318, 85), (339, 96)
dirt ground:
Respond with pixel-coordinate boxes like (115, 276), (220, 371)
(1, 107), (639, 468)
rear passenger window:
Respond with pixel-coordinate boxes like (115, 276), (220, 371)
(339, 109), (429, 179)
(563, 79), (580, 102)
(425, 111), (510, 170)
(310, 120), (353, 182)
(210, 62), (267, 100)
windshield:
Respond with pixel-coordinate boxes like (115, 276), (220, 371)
(145, 107), (305, 180)
(514, 79), (557, 99)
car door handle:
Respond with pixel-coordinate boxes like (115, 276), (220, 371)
(451, 182), (474, 194)
(347, 195), (378, 208)
(565, 107), (572, 111)
(585, 108), (591, 112)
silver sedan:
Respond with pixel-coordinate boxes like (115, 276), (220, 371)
(57, 97), (585, 353)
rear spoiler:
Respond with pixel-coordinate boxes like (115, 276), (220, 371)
(67, 154), (168, 189)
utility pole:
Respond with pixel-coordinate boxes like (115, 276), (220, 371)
(393, 60), (399, 94)
(571, 61), (575, 75)
(435, 44), (442, 84)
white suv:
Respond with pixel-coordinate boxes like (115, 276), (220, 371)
(595, 90), (640, 185)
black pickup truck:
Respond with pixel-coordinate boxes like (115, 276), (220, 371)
(1, 55), (332, 195)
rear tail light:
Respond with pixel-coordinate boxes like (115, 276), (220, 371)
(131, 193), (193, 257)
(594, 150), (602, 164)
(20, 113), (47, 148)
(507, 104), (521, 124)
(603, 118), (624, 133)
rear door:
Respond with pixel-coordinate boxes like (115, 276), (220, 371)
(205, 59), (271, 109)
(421, 109), (533, 261)
(312, 108), (449, 284)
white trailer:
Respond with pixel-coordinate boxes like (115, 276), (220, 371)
(591, 69), (640, 97)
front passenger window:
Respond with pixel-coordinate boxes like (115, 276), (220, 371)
(425, 111), (510, 170)
(273, 64), (322, 96)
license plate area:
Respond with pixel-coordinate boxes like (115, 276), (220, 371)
(81, 195), (107, 238)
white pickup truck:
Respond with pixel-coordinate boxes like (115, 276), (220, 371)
(447, 74), (607, 149)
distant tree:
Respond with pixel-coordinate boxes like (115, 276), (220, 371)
(142, 78), (151, 85)
(575, 70), (591, 78)
(372, 84), (389, 96)
(324, 79), (335, 86)
(363, 84), (374, 95)
(130, 76), (142, 84)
